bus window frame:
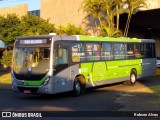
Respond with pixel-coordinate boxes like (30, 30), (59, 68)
(69, 41), (156, 64)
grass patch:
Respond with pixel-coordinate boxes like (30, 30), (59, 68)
(150, 85), (160, 95)
(0, 73), (11, 89)
(146, 85), (160, 104)
(147, 98), (160, 105)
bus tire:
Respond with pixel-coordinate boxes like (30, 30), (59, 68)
(73, 76), (85, 97)
(127, 70), (137, 86)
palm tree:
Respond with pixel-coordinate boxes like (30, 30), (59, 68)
(81, 0), (124, 37)
(97, 0), (124, 37)
(100, 25), (123, 37)
(101, 0), (114, 31)
(81, 0), (104, 29)
(57, 23), (89, 35)
(124, 0), (147, 37)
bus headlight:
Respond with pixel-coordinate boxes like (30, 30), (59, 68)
(43, 77), (50, 86)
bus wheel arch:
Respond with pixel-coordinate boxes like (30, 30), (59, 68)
(73, 75), (86, 96)
(127, 69), (137, 86)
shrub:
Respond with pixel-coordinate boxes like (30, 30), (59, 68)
(56, 23), (89, 35)
(1, 50), (13, 68)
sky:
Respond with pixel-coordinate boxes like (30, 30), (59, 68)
(0, 0), (40, 11)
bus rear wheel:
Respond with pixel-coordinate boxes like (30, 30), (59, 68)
(127, 70), (137, 86)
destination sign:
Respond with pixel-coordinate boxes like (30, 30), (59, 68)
(20, 39), (47, 44)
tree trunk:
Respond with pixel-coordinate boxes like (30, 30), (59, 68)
(106, 9), (111, 29)
(110, 13), (114, 33)
(116, 5), (119, 31)
(125, 14), (132, 37)
(125, 7), (133, 37)
(124, 11), (131, 37)
(98, 16), (102, 28)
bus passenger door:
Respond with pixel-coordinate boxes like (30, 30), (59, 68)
(53, 43), (71, 93)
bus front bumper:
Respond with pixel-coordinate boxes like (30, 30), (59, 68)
(12, 82), (53, 94)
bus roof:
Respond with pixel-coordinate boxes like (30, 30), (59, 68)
(78, 35), (140, 42)
(17, 35), (155, 43)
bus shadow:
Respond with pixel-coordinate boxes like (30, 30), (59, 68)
(16, 82), (124, 100)
(4, 85), (160, 111)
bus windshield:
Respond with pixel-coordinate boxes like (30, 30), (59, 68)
(13, 47), (50, 76)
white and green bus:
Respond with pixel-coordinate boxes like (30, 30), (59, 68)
(11, 35), (156, 96)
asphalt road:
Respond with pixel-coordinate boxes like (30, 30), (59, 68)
(0, 76), (160, 119)
(0, 86), (121, 112)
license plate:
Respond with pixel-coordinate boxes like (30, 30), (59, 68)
(24, 90), (31, 94)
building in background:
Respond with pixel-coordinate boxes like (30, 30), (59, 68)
(143, 0), (160, 10)
(28, 10), (40, 16)
(0, 4), (28, 17)
(0, 4), (40, 17)
(40, 0), (84, 27)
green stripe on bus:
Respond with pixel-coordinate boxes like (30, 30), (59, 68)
(23, 77), (46, 86)
(80, 59), (142, 82)
(78, 35), (141, 42)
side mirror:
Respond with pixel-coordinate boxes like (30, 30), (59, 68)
(58, 48), (62, 58)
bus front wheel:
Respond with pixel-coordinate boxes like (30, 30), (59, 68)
(127, 70), (137, 86)
(73, 76), (85, 97)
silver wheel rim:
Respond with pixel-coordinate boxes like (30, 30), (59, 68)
(76, 82), (81, 94)
(131, 74), (136, 83)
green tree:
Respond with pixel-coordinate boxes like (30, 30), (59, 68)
(124, 0), (147, 37)
(57, 23), (89, 35)
(0, 14), (56, 44)
(81, 0), (147, 37)
(100, 25), (123, 37)
(0, 14), (21, 43)
(20, 15), (56, 36)
(81, 0), (124, 37)
(81, 0), (103, 29)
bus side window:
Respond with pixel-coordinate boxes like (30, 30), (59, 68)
(93, 43), (100, 60)
(86, 43), (92, 61)
(114, 43), (120, 59)
(127, 44), (134, 59)
(145, 43), (153, 58)
(72, 42), (85, 62)
(135, 44), (142, 58)
(114, 43), (126, 60)
(54, 48), (68, 65)
(101, 43), (112, 60)
(86, 43), (100, 61)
